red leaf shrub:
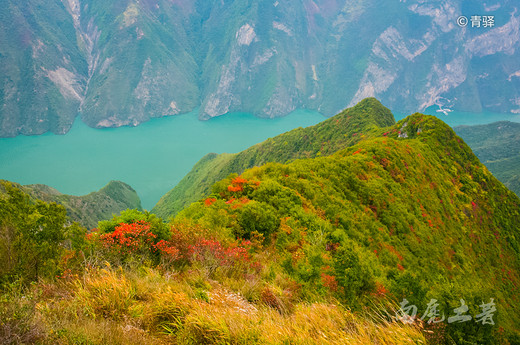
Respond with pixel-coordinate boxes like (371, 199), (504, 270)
(204, 198), (216, 206)
(226, 176), (261, 194)
(88, 221), (259, 273)
(190, 238), (253, 268)
(321, 273), (338, 292)
(100, 221), (156, 254)
(154, 240), (180, 259)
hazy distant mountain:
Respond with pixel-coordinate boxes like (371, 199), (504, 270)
(22, 180), (142, 229)
(1, 0), (519, 137)
(455, 121), (520, 196)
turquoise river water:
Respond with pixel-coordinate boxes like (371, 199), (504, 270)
(1, 108), (519, 209)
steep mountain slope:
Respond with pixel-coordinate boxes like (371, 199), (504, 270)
(12, 180), (142, 229)
(455, 121), (520, 196)
(176, 113), (520, 343)
(76, 0), (199, 129)
(152, 98), (395, 218)
(0, 0), (87, 137)
(2, 0), (520, 137)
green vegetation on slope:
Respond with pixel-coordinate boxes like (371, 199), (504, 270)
(0, 0), (86, 137)
(455, 121), (520, 196)
(0, 182), (84, 287)
(19, 180), (142, 229)
(153, 98), (395, 218)
(2, 100), (520, 344)
(0, 182), (425, 345)
(176, 113), (520, 343)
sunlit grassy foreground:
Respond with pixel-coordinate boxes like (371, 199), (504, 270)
(3, 265), (425, 345)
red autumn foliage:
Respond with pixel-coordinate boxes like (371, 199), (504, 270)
(374, 282), (389, 296)
(325, 242), (340, 251)
(321, 273), (338, 292)
(226, 176), (261, 194)
(204, 197), (216, 206)
(100, 221), (156, 253)
(227, 177), (245, 191)
(92, 221), (259, 272)
(85, 231), (97, 242)
(154, 239), (180, 259)
(227, 185), (243, 192)
(190, 238), (253, 268)
(166, 226), (256, 270)
(231, 176), (248, 185)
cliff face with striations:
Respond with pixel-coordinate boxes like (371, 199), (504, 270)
(1, 0), (519, 137)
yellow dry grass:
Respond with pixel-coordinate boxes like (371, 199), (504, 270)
(31, 266), (426, 344)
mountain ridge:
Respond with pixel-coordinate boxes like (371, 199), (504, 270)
(152, 97), (395, 218)
(173, 111), (520, 343)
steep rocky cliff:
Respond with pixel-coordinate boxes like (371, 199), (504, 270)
(1, 0), (519, 137)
